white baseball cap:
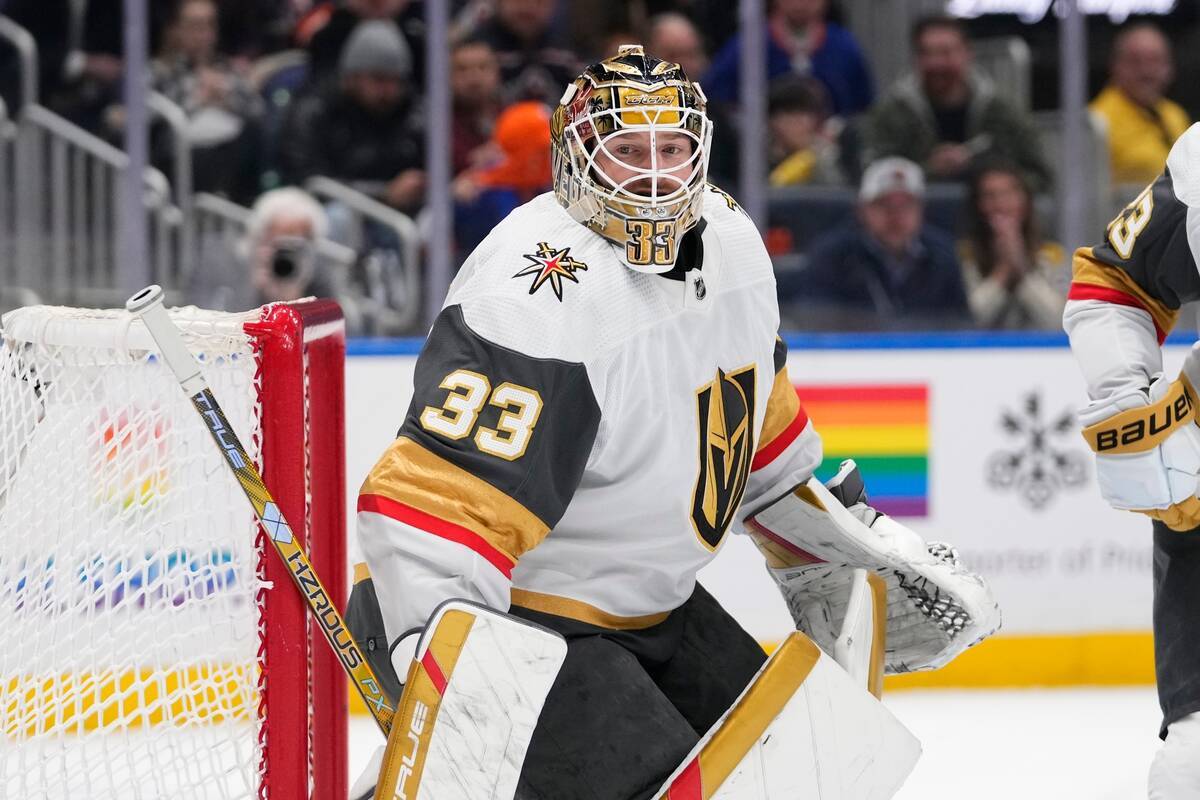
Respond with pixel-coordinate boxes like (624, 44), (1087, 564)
(860, 157), (925, 202)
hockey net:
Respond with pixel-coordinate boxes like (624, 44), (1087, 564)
(0, 300), (347, 799)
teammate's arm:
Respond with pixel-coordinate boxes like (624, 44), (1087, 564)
(1064, 152), (1200, 529)
(356, 303), (601, 653)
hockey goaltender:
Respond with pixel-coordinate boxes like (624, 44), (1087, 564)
(345, 45), (1000, 800)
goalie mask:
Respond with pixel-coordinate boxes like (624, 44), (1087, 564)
(551, 44), (712, 273)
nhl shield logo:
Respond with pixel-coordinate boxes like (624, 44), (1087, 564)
(691, 365), (757, 550)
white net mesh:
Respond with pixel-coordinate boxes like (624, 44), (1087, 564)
(0, 305), (267, 799)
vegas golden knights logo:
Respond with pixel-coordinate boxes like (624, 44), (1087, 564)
(691, 365), (757, 550)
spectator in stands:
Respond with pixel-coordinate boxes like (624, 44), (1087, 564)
(767, 75), (844, 186)
(280, 20), (425, 213)
(1090, 23), (1190, 186)
(474, 0), (579, 105)
(647, 12), (707, 81)
(216, 0), (297, 59)
(305, 0), (426, 86)
(454, 100), (553, 255)
(191, 187), (336, 311)
(49, 0), (167, 132)
(703, 0), (874, 117)
(646, 12), (737, 185)
(451, 37), (502, 176)
(959, 161), (1065, 330)
(153, 0), (264, 202)
(865, 15), (1050, 193)
(780, 157), (969, 329)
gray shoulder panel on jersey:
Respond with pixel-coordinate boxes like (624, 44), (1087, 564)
(399, 304), (601, 528)
(773, 336), (788, 374)
(1091, 168), (1200, 308)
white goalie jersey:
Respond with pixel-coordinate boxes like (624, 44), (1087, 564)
(357, 187), (823, 641)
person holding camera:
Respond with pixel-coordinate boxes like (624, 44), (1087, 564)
(190, 187), (334, 311)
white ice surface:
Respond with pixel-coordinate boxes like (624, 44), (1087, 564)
(349, 686), (1164, 800)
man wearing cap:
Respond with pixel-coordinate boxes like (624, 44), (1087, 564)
(781, 156), (969, 328)
(280, 19), (425, 213)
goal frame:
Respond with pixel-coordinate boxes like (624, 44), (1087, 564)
(0, 297), (349, 799)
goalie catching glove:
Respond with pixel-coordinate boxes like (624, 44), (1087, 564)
(746, 460), (1001, 673)
(1078, 344), (1200, 531)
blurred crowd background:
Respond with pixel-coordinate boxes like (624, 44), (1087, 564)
(0, 0), (1196, 335)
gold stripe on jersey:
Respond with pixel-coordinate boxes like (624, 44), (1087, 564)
(757, 368), (802, 452)
(1072, 247), (1179, 337)
(353, 562), (371, 585)
(361, 436), (550, 563)
(510, 588), (671, 630)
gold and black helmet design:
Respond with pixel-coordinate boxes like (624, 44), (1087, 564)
(551, 44), (712, 273)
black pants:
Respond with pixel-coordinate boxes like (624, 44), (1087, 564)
(510, 584), (767, 800)
(1153, 522), (1200, 739)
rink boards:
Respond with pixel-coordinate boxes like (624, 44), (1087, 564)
(344, 332), (1174, 694)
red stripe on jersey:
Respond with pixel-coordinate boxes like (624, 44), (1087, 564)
(752, 408), (809, 472)
(794, 385), (927, 404)
(1068, 282), (1166, 344)
(421, 650), (449, 696)
(666, 757), (702, 799)
(358, 493), (516, 579)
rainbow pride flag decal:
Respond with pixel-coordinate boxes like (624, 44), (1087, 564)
(795, 384), (929, 518)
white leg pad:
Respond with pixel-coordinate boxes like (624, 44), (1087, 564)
(653, 632), (920, 799)
(373, 600), (567, 800)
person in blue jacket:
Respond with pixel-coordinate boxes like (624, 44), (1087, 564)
(703, 0), (874, 117)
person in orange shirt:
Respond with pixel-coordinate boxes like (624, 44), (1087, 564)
(1090, 23), (1191, 186)
(453, 100), (553, 257)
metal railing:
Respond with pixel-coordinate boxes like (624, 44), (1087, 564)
(147, 91), (194, 276)
(304, 176), (422, 333)
(0, 12), (424, 330)
(0, 102), (183, 308)
(0, 15), (185, 308)
(0, 15), (37, 113)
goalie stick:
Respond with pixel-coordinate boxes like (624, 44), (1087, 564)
(126, 285), (394, 735)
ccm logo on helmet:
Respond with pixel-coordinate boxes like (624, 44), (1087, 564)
(625, 94), (672, 105)
(1094, 389), (1193, 452)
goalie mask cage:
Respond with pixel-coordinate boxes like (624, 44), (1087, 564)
(0, 300), (348, 799)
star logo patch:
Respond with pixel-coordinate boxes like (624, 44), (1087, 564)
(514, 242), (589, 301)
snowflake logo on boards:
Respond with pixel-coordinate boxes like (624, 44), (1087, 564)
(986, 390), (1088, 510)
(514, 242), (589, 301)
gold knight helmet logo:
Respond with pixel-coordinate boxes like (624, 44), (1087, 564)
(691, 365), (757, 550)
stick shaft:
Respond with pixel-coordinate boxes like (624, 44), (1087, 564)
(128, 286), (394, 735)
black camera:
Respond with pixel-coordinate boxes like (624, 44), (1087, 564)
(269, 236), (315, 281)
